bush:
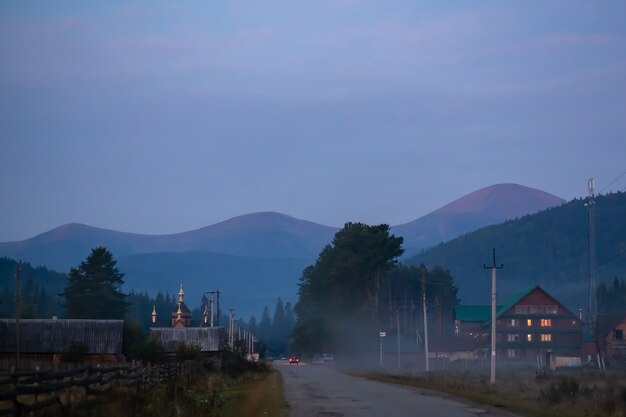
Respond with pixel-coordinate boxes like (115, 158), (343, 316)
(540, 376), (579, 405)
(175, 342), (202, 362)
(221, 349), (267, 378)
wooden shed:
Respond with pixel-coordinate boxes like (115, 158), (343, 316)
(0, 319), (124, 367)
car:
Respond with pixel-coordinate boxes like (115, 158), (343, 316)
(289, 355), (300, 365)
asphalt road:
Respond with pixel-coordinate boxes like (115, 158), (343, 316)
(275, 360), (521, 417)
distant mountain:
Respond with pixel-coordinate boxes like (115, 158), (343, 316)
(393, 184), (564, 256)
(0, 212), (338, 272)
(405, 191), (626, 311)
(0, 184), (569, 316)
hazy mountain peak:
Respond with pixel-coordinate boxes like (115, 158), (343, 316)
(437, 183), (565, 216)
(393, 183), (565, 256)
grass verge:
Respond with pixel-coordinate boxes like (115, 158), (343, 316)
(222, 369), (287, 417)
(357, 371), (626, 417)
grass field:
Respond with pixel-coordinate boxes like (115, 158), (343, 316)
(361, 370), (626, 417)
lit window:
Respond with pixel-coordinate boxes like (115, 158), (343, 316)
(527, 319), (532, 327)
(541, 334), (552, 342)
(541, 319), (552, 327)
(527, 334), (533, 342)
(507, 319), (518, 327)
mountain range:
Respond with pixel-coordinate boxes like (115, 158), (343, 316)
(407, 191), (626, 312)
(0, 183), (564, 318)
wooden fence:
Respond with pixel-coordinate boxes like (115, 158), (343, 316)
(0, 360), (206, 416)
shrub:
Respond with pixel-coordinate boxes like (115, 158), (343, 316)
(540, 376), (579, 405)
(175, 342), (202, 362)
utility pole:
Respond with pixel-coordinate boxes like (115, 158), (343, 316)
(379, 331), (386, 368)
(15, 264), (21, 370)
(229, 309), (235, 347)
(204, 291), (219, 327)
(586, 179), (597, 334)
(484, 248), (503, 384)
(216, 290), (222, 326)
(396, 308), (401, 370)
(421, 267), (429, 372)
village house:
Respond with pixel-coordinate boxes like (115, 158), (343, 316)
(454, 286), (583, 367)
(595, 314), (626, 368)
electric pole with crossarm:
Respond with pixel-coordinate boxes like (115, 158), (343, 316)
(484, 248), (503, 384)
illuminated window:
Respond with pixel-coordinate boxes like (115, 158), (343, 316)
(527, 319), (533, 327)
(527, 334), (533, 342)
(541, 334), (552, 342)
(507, 319), (518, 327)
(541, 319), (552, 327)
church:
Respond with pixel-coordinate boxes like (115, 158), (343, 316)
(149, 284), (226, 366)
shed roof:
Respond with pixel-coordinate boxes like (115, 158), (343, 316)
(454, 305), (495, 322)
(496, 287), (534, 318)
(0, 319), (123, 354)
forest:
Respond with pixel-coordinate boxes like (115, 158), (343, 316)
(406, 191), (626, 309)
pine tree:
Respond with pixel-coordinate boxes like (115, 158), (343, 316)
(271, 298), (287, 354)
(61, 247), (128, 319)
(258, 306), (272, 344)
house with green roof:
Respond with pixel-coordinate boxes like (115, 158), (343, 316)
(454, 286), (583, 365)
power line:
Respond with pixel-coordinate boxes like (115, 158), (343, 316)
(598, 169), (626, 194)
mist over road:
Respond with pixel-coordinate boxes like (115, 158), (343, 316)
(275, 360), (519, 417)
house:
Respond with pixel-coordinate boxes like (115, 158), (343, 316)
(596, 314), (626, 368)
(0, 318), (124, 368)
(494, 286), (582, 364)
(454, 305), (494, 338)
(454, 286), (583, 366)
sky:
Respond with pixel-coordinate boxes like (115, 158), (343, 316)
(1, 1), (625, 242)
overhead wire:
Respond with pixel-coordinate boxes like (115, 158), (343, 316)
(598, 168), (626, 194)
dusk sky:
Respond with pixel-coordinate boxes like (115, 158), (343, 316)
(1, 1), (625, 242)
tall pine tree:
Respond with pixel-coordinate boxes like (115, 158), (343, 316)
(61, 247), (128, 319)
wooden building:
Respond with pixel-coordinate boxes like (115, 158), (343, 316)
(454, 305), (494, 338)
(454, 286), (583, 366)
(494, 286), (582, 364)
(0, 319), (124, 368)
(149, 284), (226, 366)
(596, 314), (626, 368)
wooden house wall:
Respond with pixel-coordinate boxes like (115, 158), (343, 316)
(0, 319), (124, 354)
(150, 327), (226, 352)
(604, 318), (626, 364)
(496, 289), (582, 360)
